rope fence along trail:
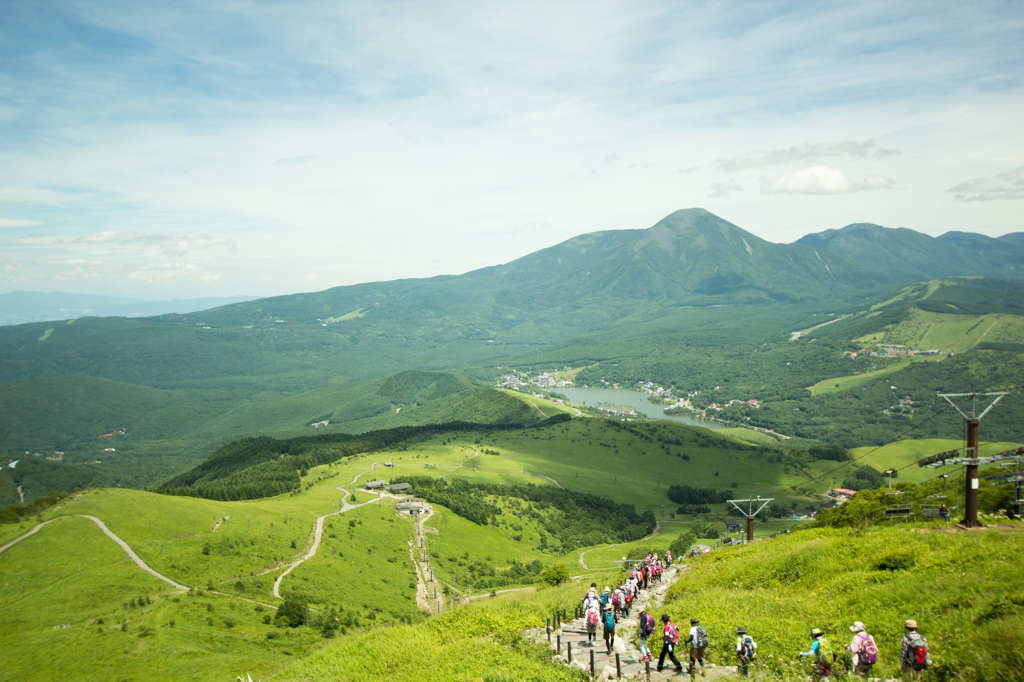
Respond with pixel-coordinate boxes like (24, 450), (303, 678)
(530, 561), (743, 680)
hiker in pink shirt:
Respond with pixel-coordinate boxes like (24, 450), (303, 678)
(846, 621), (878, 678)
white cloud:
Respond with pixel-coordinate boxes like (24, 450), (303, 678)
(948, 168), (1024, 201)
(273, 155), (320, 167)
(128, 262), (221, 284)
(760, 166), (896, 195)
(514, 221), (553, 233)
(0, 218), (40, 228)
(0, 187), (82, 204)
(720, 140), (898, 171)
(69, 231), (236, 255)
(706, 180), (743, 198)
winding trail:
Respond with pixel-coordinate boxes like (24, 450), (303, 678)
(273, 488), (392, 598)
(0, 515), (188, 591)
(577, 521), (662, 570)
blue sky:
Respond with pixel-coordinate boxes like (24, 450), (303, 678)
(1, 0), (1022, 298)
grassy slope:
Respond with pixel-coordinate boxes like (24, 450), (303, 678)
(658, 523), (1024, 682)
(849, 439), (1021, 484)
(456, 420), (845, 510)
(0, 514), (322, 682)
(267, 581), (599, 682)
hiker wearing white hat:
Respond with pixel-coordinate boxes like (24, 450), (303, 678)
(846, 621), (878, 678)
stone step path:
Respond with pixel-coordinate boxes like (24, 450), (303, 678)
(530, 563), (740, 681)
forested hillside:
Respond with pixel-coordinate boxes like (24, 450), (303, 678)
(2, 211), (1023, 503)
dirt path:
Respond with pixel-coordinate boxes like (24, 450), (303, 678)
(577, 522), (661, 570)
(530, 401), (550, 418)
(409, 507), (446, 612)
(0, 515), (188, 591)
(971, 316), (1001, 349)
(465, 585), (536, 601)
(272, 489), (392, 598)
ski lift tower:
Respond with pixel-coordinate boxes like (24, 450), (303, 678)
(916, 391), (1011, 527)
(727, 495), (774, 543)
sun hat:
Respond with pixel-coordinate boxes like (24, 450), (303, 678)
(850, 621), (866, 633)
(905, 620), (918, 629)
(662, 614), (670, 623)
(691, 617), (699, 624)
(737, 626), (747, 634)
(810, 627), (823, 638)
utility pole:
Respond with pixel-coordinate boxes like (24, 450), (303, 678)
(918, 392), (1010, 527)
(727, 495), (773, 542)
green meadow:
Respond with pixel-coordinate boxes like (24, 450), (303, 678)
(657, 523), (1024, 682)
(849, 438), (1021, 484)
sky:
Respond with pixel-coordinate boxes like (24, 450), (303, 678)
(1, 0), (1023, 299)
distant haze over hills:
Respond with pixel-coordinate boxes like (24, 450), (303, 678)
(796, 223), (1024, 280)
(0, 291), (259, 326)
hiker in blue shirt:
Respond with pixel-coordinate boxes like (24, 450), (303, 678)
(799, 627), (833, 679)
(602, 604), (616, 655)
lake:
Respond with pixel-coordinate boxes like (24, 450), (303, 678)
(555, 387), (723, 430)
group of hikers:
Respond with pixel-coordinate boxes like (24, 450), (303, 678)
(581, 553), (668, 656)
(578, 552), (932, 681)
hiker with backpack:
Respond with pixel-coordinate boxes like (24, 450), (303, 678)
(584, 602), (601, 644)
(657, 614), (685, 673)
(900, 620), (930, 680)
(685, 617), (709, 678)
(637, 608), (656, 663)
(799, 627), (834, 679)
(846, 621), (878, 679)
(602, 604), (616, 655)
(735, 626), (757, 677)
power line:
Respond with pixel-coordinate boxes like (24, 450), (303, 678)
(688, 402), (959, 534)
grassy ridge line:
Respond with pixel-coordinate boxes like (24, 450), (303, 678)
(655, 523), (1024, 682)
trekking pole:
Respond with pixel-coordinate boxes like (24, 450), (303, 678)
(590, 649), (595, 678)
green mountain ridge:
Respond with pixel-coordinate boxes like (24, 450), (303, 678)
(797, 222), (1024, 280)
(2, 209), (1023, 503)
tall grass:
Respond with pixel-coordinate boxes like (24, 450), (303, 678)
(656, 523), (1024, 682)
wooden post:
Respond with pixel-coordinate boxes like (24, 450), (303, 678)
(963, 419), (982, 527)
(567, 641), (572, 663)
(746, 515), (755, 542)
(616, 653), (621, 678)
(547, 618), (551, 642)
(645, 659), (650, 681)
(590, 649), (595, 678)
(557, 634), (561, 652)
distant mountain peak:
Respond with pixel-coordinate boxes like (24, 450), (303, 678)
(798, 221), (1024, 280)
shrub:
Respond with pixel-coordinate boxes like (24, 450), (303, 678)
(275, 599), (308, 628)
(542, 564), (570, 586)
